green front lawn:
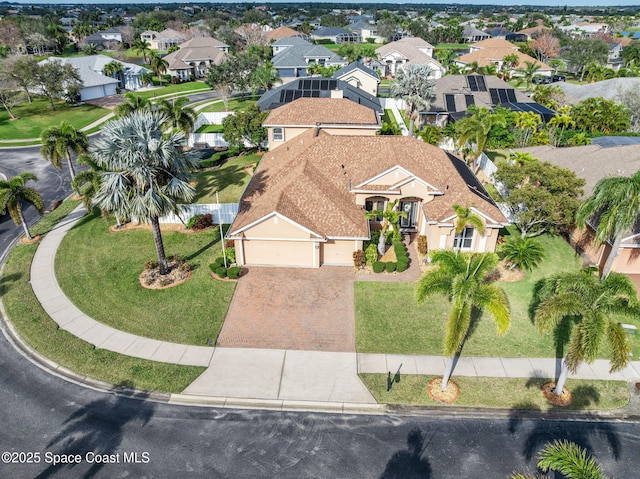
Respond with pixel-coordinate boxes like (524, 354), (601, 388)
(360, 374), (629, 410)
(0, 98), (109, 139)
(0, 200), (205, 393)
(132, 82), (209, 100)
(193, 153), (260, 204)
(198, 97), (258, 113)
(196, 124), (224, 134)
(55, 210), (236, 345)
(356, 232), (640, 359)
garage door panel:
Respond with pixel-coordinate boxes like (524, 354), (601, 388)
(243, 240), (313, 267)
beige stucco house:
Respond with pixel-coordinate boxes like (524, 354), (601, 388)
(332, 62), (380, 97)
(162, 36), (228, 81)
(263, 97), (381, 150)
(455, 38), (553, 76)
(227, 131), (507, 268)
(376, 37), (444, 78)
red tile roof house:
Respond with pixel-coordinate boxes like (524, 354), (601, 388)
(227, 99), (507, 268)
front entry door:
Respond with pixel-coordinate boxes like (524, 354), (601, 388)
(399, 201), (416, 229)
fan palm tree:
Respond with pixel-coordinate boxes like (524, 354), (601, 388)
(452, 204), (485, 250)
(91, 110), (198, 275)
(575, 170), (640, 279)
(511, 440), (610, 479)
(390, 64), (436, 136)
(534, 268), (637, 396)
(365, 198), (407, 256)
(149, 51), (168, 85)
(156, 96), (197, 135)
(40, 121), (88, 183)
(0, 172), (44, 240)
(415, 250), (510, 389)
(455, 107), (506, 172)
(114, 92), (151, 118)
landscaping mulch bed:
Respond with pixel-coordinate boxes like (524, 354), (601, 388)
(139, 259), (192, 289)
(427, 378), (460, 403)
(20, 235), (41, 245)
(109, 222), (212, 235)
(541, 381), (573, 407)
(489, 261), (526, 282)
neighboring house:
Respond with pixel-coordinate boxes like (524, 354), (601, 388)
(264, 26), (308, 43)
(332, 61), (380, 96)
(461, 25), (491, 43)
(456, 38), (553, 76)
(608, 42), (624, 70)
(311, 26), (360, 43)
(83, 29), (124, 50)
(263, 97), (381, 150)
(513, 143), (640, 274)
(140, 28), (186, 50)
(422, 74), (556, 126)
(516, 24), (551, 41)
(256, 77), (382, 113)
(38, 55), (150, 101)
(348, 20), (385, 44)
(227, 130), (507, 268)
(483, 27), (527, 43)
(270, 38), (347, 79)
(162, 36), (228, 81)
(376, 37), (444, 78)
(558, 22), (609, 37)
(554, 77), (640, 104)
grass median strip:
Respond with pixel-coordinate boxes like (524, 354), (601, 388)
(1, 201), (205, 393)
(359, 374), (629, 410)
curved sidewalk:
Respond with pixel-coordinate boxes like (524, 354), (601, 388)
(28, 207), (640, 410)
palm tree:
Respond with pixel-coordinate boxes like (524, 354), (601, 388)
(71, 155), (103, 213)
(91, 110), (199, 275)
(452, 204), (485, 251)
(511, 440), (610, 479)
(415, 250), (510, 390)
(501, 53), (520, 73)
(365, 199), (407, 256)
(518, 60), (541, 90)
(500, 236), (544, 271)
(514, 111), (542, 147)
(534, 268), (637, 396)
(114, 91), (151, 118)
(436, 49), (456, 69)
(455, 107), (506, 172)
(132, 38), (151, 63)
(149, 51), (168, 85)
(102, 61), (124, 87)
(156, 96), (197, 135)
(0, 172), (44, 240)
(547, 113), (575, 146)
(250, 61), (281, 92)
(390, 64), (436, 136)
(576, 171), (640, 279)
(40, 121), (88, 183)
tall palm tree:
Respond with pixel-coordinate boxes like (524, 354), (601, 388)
(534, 268), (636, 396)
(40, 121), (88, 183)
(365, 198), (407, 256)
(547, 113), (575, 146)
(0, 172), (44, 240)
(71, 155), (103, 213)
(575, 171), (640, 279)
(513, 111), (542, 147)
(518, 60), (541, 90)
(156, 96), (197, 135)
(415, 250), (510, 389)
(149, 51), (168, 85)
(511, 440), (610, 479)
(114, 92), (151, 118)
(102, 61), (124, 87)
(91, 111), (199, 275)
(452, 204), (485, 251)
(132, 38), (151, 63)
(390, 64), (436, 136)
(455, 107), (506, 172)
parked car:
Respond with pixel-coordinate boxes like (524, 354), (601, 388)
(551, 74), (566, 82)
(532, 75), (552, 84)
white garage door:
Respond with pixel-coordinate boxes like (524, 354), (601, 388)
(243, 240), (314, 267)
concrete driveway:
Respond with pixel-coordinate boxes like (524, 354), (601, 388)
(217, 267), (356, 352)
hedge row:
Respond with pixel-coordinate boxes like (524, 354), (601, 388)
(199, 147), (241, 169)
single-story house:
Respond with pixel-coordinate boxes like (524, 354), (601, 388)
(271, 37), (347, 79)
(38, 55), (150, 101)
(162, 36), (228, 81)
(455, 38), (553, 76)
(461, 25), (491, 43)
(227, 130), (507, 268)
(311, 26), (360, 43)
(513, 143), (640, 274)
(375, 37), (444, 78)
(262, 97), (381, 150)
(332, 61), (380, 97)
(483, 27), (527, 43)
(422, 74), (556, 127)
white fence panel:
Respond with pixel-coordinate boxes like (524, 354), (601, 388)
(134, 203), (239, 225)
(189, 133), (229, 148)
(477, 152), (497, 178)
(379, 98), (410, 136)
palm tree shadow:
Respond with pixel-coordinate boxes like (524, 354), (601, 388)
(0, 272), (23, 298)
(34, 383), (155, 479)
(527, 278), (546, 324)
(463, 305), (484, 341)
(380, 427), (432, 479)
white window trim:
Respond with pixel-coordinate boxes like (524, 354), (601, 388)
(272, 127), (284, 142)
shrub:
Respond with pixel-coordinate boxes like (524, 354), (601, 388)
(500, 236), (545, 271)
(209, 263), (218, 273)
(385, 261), (396, 273)
(393, 241), (406, 257)
(365, 244), (378, 265)
(392, 229), (402, 242)
(397, 260), (408, 273)
(224, 247), (236, 264)
(372, 261), (385, 273)
(215, 266), (227, 278)
(417, 235), (428, 255)
(353, 250), (365, 268)
(225, 240), (235, 248)
(227, 266), (241, 279)
(198, 147), (241, 169)
(186, 214), (213, 230)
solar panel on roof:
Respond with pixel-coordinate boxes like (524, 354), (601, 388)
(465, 95), (475, 107)
(312, 90), (320, 97)
(445, 94), (457, 112)
(506, 89), (517, 102)
(489, 89), (499, 104)
(301, 79), (311, 90)
(476, 76), (487, 91)
(467, 75), (478, 91)
(498, 89), (509, 103)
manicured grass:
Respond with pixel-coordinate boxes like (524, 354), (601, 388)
(0, 200), (205, 393)
(196, 124), (224, 134)
(382, 109), (399, 129)
(0, 97), (109, 139)
(355, 232), (640, 359)
(199, 97), (258, 113)
(360, 374), (629, 410)
(132, 82), (209, 100)
(55, 210), (236, 345)
(434, 43), (468, 50)
(193, 153), (260, 204)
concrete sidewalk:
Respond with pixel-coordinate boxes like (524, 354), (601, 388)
(28, 207), (640, 411)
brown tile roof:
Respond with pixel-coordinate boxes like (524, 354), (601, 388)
(263, 98), (381, 128)
(229, 131), (506, 238)
(265, 26), (301, 42)
(163, 36), (227, 70)
(376, 37), (443, 70)
(458, 38), (552, 70)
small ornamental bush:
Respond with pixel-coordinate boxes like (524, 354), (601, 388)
(372, 261), (385, 273)
(397, 260), (408, 273)
(215, 266), (227, 278)
(214, 257), (225, 268)
(417, 235), (428, 255)
(227, 266), (241, 279)
(209, 263), (218, 273)
(187, 214), (213, 230)
(353, 250), (365, 268)
(224, 247), (236, 264)
(365, 244), (378, 265)
(199, 147), (241, 169)
(386, 261), (396, 273)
